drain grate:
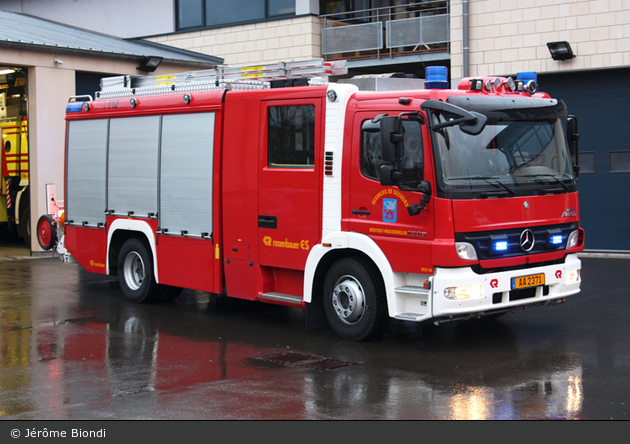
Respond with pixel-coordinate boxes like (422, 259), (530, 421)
(252, 351), (355, 370)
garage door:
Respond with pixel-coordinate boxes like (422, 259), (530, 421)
(539, 68), (630, 251)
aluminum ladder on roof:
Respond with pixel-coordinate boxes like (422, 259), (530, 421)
(95, 59), (348, 100)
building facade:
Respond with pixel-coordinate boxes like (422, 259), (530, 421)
(2, 0), (629, 251)
(0, 9), (222, 253)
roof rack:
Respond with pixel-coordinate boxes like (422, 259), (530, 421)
(95, 59), (347, 100)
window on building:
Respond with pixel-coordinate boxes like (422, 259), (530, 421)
(580, 152), (596, 174)
(269, 0), (297, 16)
(177, 0), (296, 30)
(609, 151), (630, 173)
(320, 0), (371, 15)
(178, 0), (204, 29)
(268, 105), (315, 168)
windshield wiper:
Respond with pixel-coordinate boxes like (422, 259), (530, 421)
(519, 174), (571, 192)
(449, 176), (516, 196)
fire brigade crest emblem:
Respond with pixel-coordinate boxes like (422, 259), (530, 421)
(382, 198), (397, 223)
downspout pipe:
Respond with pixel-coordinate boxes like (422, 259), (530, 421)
(463, 0), (470, 78)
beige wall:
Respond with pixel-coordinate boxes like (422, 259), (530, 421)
(451, 0), (630, 81)
(28, 65), (75, 254)
(146, 15), (323, 66)
(1, 47), (210, 253)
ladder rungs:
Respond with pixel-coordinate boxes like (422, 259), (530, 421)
(95, 58), (347, 100)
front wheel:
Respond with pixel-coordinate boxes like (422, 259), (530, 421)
(323, 258), (388, 341)
(118, 238), (160, 303)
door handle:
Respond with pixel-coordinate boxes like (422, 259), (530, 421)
(352, 209), (371, 215)
(258, 215), (277, 229)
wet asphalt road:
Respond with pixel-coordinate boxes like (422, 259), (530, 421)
(0, 241), (629, 420)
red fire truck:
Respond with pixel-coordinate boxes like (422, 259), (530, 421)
(44, 59), (584, 341)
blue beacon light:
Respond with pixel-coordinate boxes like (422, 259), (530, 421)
(425, 66), (449, 89)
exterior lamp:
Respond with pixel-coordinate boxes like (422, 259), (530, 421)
(137, 56), (163, 72)
(547, 41), (575, 61)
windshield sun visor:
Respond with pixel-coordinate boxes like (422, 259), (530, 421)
(446, 96), (567, 122)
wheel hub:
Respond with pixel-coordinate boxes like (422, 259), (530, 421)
(123, 252), (145, 291)
(332, 276), (366, 324)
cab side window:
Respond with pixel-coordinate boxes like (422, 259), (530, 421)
(361, 130), (382, 180)
(361, 118), (424, 187)
(268, 105), (315, 168)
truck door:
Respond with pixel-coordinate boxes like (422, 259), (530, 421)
(258, 99), (323, 273)
(348, 112), (435, 274)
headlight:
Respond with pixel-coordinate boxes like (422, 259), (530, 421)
(566, 230), (579, 249)
(456, 242), (478, 260)
(566, 269), (580, 285)
(444, 284), (483, 300)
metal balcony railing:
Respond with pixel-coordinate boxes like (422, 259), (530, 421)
(321, 1), (449, 61)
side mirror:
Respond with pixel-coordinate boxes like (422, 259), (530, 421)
(380, 116), (403, 164)
(379, 165), (402, 186)
(361, 118), (381, 133)
(566, 115), (580, 176)
(422, 100), (488, 135)
(460, 111), (488, 135)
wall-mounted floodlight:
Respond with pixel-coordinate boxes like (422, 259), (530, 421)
(137, 56), (163, 72)
(547, 41), (575, 61)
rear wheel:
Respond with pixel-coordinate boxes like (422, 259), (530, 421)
(118, 238), (160, 303)
(323, 258), (388, 341)
(36, 215), (56, 250)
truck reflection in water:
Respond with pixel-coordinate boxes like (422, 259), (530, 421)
(0, 261), (585, 420)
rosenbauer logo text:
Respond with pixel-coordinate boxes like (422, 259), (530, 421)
(263, 236), (310, 250)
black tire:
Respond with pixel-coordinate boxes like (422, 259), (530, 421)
(117, 238), (160, 303)
(36, 215), (56, 250)
(19, 204), (30, 248)
(157, 285), (184, 302)
(323, 257), (388, 341)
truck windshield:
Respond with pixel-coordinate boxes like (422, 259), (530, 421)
(431, 105), (576, 198)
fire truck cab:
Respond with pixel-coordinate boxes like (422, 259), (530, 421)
(53, 60), (584, 341)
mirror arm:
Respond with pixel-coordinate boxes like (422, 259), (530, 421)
(406, 181), (432, 216)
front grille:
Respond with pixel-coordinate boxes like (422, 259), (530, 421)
(456, 222), (578, 261)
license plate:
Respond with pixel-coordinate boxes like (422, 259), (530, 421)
(511, 273), (545, 289)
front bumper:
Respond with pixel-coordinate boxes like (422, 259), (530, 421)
(431, 253), (581, 319)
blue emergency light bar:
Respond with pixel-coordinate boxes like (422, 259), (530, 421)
(66, 101), (84, 113)
(425, 66), (448, 89)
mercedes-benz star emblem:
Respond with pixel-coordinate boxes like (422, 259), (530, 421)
(520, 229), (535, 252)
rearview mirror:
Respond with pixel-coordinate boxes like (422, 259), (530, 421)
(422, 100), (488, 136)
(380, 116), (403, 164)
(567, 115), (580, 177)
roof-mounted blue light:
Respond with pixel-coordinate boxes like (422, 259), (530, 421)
(517, 71), (537, 83)
(425, 66), (449, 89)
(66, 101), (84, 113)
